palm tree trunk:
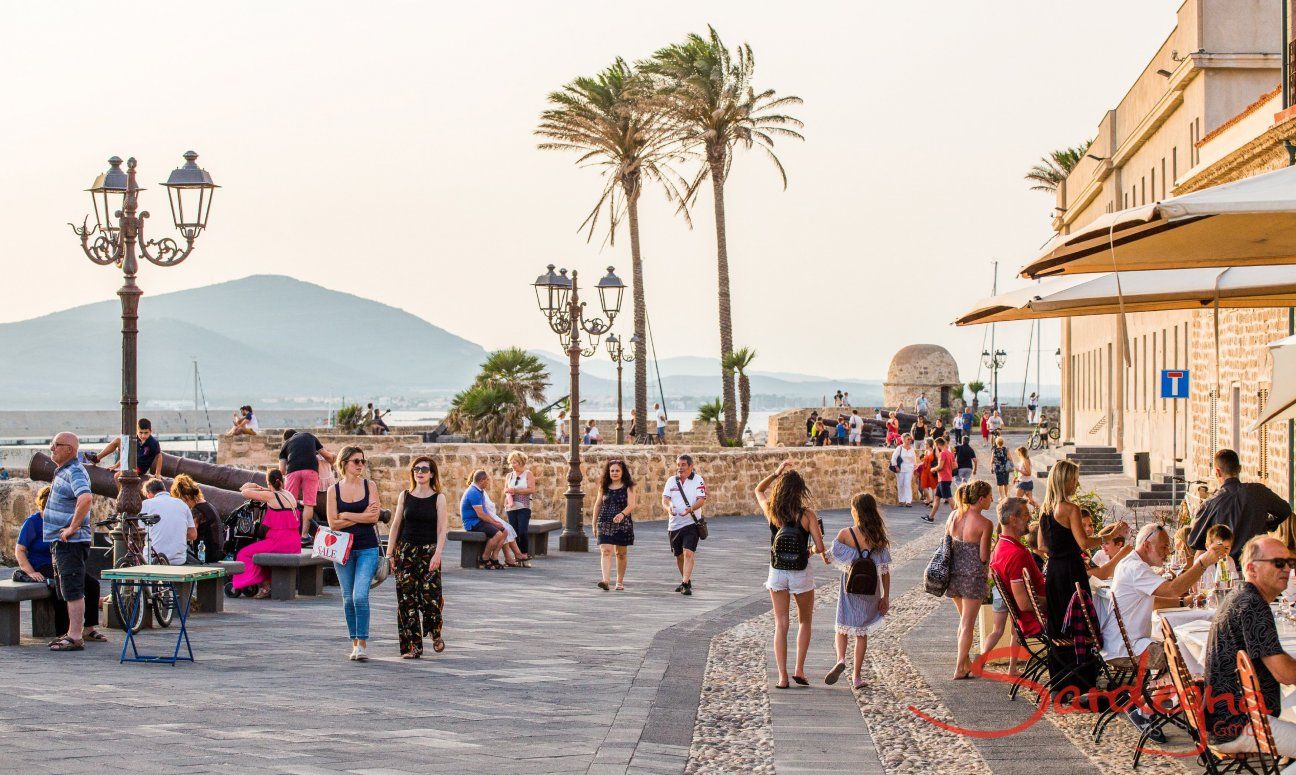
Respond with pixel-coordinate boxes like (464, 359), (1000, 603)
(709, 155), (738, 444)
(625, 180), (648, 444)
(738, 374), (750, 444)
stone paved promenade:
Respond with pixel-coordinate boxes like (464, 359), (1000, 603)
(3, 448), (1169, 774)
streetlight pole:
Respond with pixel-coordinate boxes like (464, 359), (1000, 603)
(982, 348), (1007, 409)
(70, 153), (217, 530)
(606, 333), (637, 445)
(534, 265), (624, 552)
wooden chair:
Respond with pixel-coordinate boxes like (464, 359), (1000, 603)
(1160, 617), (1260, 774)
(1236, 651), (1290, 775)
(1020, 574), (1102, 697)
(990, 567), (1050, 701)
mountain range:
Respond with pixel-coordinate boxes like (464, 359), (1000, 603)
(1, 274), (1049, 409)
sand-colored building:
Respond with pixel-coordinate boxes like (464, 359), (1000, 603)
(1054, 0), (1294, 495)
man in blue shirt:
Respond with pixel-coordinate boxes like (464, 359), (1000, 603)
(459, 469), (508, 568)
(960, 408), (975, 445)
(44, 432), (94, 651)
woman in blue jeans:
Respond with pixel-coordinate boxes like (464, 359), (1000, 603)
(325, 445), (382, 662)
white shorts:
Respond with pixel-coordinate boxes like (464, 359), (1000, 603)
(849, 431), (861, 443)
(765, 566), (816, 594)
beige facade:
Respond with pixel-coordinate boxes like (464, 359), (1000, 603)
(1054, 0), (1285, 488)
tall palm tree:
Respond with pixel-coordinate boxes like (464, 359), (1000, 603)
(1024, 141), (1092, 193)
(537, 59), (692, 443)
(643, 28), (804, 444)
(722, 346), (756, 443)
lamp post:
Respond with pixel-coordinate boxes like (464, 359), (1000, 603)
(982, 348), (1007, 409)
(69, 153), (217, 526)
(606, 333), (637, 445)
(534, 264), (624, 551)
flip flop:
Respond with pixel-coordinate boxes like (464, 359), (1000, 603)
(792, 676), (809, 686)
(614, 583), (624, 591)
(432, 637), (445, 653)
(825, 662), (846, 685)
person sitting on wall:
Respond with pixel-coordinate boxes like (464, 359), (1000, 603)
(86, 418), (163, 477)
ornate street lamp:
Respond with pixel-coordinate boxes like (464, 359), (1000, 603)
(70, 153), (217, 522)
(982, 348), (1007, 409)
(534, 264), (623, 551)
(606, 333), (637, 445)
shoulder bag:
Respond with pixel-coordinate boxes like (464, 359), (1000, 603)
(924, 532), (954, 597)
(675, 476), (708, 540)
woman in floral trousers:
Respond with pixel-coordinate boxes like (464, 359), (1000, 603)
(387, 456), (449, 658)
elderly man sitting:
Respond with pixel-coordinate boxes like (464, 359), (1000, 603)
(1205, 537), (1296, 756)
(1102, 523), (1224, 735)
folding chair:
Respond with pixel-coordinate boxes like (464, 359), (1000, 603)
(1237, 651), (1291, 775)
(990, 567), (1050, 701)
(1160, 617), (1263, 774)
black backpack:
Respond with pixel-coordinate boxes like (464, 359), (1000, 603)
(770, 520), (810, 571)
(844, 529), (879, 595)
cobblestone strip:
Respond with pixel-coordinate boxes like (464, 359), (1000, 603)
(685, 617), (775, 775)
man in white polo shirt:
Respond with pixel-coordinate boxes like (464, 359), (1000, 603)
(1102, 523), (1223, 735)
(139, 477), (197, 565)
(662, 454), (706, 596)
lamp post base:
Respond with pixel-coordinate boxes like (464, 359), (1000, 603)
(559, 531), (590, 553)
(559, 490), (588, 552)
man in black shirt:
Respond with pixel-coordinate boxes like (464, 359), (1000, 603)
(1189, 449), (1292, 562)
(1204, 536), (1296, 755)
(279, 429), (335, 537)
(953, 437), (977, 485)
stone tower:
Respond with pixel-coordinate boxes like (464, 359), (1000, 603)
(883, 344), (961, 411)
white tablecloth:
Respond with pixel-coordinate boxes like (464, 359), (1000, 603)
(1169, 606), (1296, 722)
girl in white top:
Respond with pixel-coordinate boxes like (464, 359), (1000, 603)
(890, 434), (917, 507)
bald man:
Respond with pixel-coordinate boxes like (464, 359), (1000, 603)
(1205, 537), (1296, 756)
(44, 432), (94, 651)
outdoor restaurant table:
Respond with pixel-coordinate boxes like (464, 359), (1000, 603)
(1167, 604), (1296, 723)
(99, 564), (223, 665)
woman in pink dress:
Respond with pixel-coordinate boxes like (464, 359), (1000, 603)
(232, 469), (300, 598)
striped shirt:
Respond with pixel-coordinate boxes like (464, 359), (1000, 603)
(43, 459), (92, 543)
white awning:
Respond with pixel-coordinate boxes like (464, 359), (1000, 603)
(955, 266), (1296, 326)
(1020, 164), (1296, 279)
(1248, 335), (1296, 432)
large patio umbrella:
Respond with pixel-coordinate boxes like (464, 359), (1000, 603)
(1247, 335), (1296, 432)
(954, 266), (1296, 326)
(1019, 163), (1296, 279)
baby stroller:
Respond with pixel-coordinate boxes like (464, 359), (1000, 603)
(222, 500), (267, 598)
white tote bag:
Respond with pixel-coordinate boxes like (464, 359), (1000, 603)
(311, 526), (353, 565)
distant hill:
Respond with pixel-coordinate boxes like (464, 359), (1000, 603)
(0, 275), (485, 408)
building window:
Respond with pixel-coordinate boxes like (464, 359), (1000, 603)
(1172, 147), (1178, 183)
(1259, 388), (1270, 480)
(1231, 385), (1241, 451)
(1151, 168), (1156, 202)
(1141, 176), (1146, 206)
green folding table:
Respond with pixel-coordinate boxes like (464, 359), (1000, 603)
(100, 565), (224, 665)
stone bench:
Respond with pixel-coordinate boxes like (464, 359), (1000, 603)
(446, 519), (561, 569)
(0, 580), (58, 646)
(191, 561), (246, 613)
(252, 550), (330, 600)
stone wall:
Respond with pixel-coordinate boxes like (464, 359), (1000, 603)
(0, 480), (117, 566)
(217, 434), (426, 471)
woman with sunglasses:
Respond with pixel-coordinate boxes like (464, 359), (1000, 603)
(326, 445), (383, 662)
(594, 459), (636, 590)
(387, 456), (448, 658)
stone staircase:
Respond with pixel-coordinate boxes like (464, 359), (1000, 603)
(1065, 445), (1124, 475)
(1124, 466), (1188, 509)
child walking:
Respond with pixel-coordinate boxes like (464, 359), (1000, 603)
(825, 493), (891, 689)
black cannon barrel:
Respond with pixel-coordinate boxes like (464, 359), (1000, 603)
(159, 453), (266, 489)
(29, 452), (247, 516)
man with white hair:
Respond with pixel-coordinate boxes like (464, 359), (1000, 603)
(1102, 522), (1223, 736)
(1206, 537), (1296, 755)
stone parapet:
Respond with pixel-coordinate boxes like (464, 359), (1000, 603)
(0, 480), (117, 566)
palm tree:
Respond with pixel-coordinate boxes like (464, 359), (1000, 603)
(643, 28), (804, 444)
(446, 384), (525, 443)
(696, 398), (726, 446)
(722, 346), (756, 442)
(537, 59), (692, 443)
(1024, 141), (1093, 193)
(967, 380), (986, 410)
(479, 347), (550, 407)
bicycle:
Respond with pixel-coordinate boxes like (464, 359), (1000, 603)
(95, 513), (174, 633)
(1027, 422), (1061, 451)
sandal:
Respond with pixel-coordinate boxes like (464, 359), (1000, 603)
(401, 650), (421, 659)
(83, 629), (108, 642)
(49, 637), (84, 652)
(597, 581), (610, 591)
(432, 637), (445, 653)
(614, 583), (624, 591)
(254, 588), (271, 600)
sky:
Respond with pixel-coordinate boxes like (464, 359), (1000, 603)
(1, 0), (1186, 394)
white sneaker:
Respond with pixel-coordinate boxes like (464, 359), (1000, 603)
(349, 645), (358, 661)
(355, 645), (368, 662)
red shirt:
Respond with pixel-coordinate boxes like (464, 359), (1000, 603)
(990, 535), (1043, 637)
(936, 449), (956, 482)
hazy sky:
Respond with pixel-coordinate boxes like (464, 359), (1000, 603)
(2, 0), (1186, 391)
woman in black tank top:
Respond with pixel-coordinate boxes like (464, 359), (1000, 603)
(387, 456), (448, 658)
(755, 461), (828, 689)
(326, 445), (383, 662)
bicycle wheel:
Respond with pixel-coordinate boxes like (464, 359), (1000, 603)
(1028, 434), (1042, 451)
(1049, 427), (1060, 440)
(111, 560), (145, 635)
(151, 583), (175, 628)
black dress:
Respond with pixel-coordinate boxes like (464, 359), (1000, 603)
(596, 486), (634, 546)
(1039, 509), (1097, 690)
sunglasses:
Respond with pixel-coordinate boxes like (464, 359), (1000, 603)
(1255, 558), (1296, 570)
(348, 458), (366, 466)
(412, 466), (432, 473)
